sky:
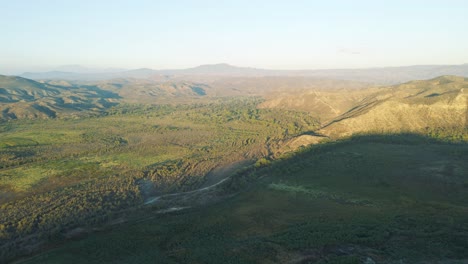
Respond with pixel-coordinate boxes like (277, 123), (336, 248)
(1, 0), (468, 74)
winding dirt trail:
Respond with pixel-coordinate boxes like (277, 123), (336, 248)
(143, 176), (232, 205)
(144, 159), (252, 205)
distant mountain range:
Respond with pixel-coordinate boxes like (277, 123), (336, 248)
(20, 63), (468, 84)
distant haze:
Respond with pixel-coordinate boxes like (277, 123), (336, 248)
(16, 63), (468, 85)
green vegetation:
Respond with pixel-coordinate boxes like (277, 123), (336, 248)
(17, 134), (468, 263)
(0, 97), (319, 262)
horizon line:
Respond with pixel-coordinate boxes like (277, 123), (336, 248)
(7, 62), (468, 75)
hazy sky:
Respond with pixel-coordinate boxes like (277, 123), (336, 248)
(2, 0), (468, 74)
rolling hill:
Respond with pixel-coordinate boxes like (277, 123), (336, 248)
(258, 75), (468, 142)
(319, 76), (468, 138)
(0, 75), (120, 119)
(258, 86), (379, 122)
(92, 76), (372, 104)
(93, 79), (212, 104)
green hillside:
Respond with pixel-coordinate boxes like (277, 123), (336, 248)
(18, 135), (468, 264)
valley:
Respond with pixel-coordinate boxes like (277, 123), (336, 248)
(0, 71), (467, 263)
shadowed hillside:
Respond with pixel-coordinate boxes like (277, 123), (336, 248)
(17, 134), (468, 264)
